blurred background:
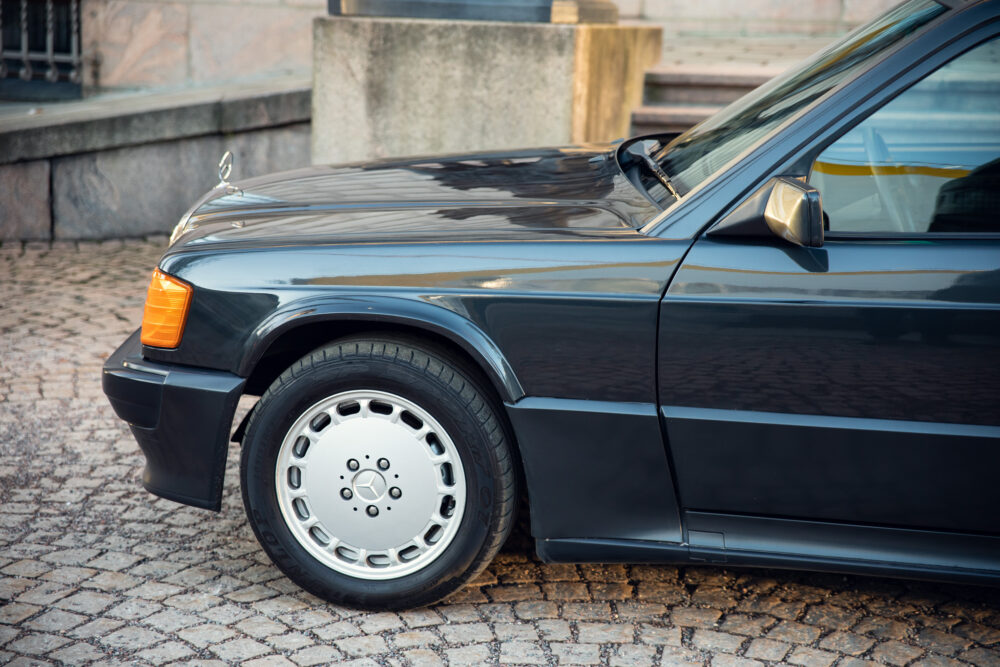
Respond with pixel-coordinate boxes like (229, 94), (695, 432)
(0, 0), (898, 242)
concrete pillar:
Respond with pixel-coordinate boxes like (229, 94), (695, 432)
(311, 16), (660, 164)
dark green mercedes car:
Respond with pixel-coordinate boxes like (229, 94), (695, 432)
(105, 0), (1000, 609)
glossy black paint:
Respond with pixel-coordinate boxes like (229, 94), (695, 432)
(538, 512), (1000, 585)
(659, 239), (1000, 534)
(103, 0), (1000, 586)
(130, 146), (690, 521)
(177, 146), (657, 243)
(661, 238), (1000, 425)
(153, 234), (688, 404)
(103, 331), (245, 510)
(657, 4), (1000, 537)
(506, 398), (682, 543)
(146, 146), (675, 404)
(663, 407), (1000, 533)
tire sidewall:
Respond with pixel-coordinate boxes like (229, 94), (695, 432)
(242, 350), (502, 608)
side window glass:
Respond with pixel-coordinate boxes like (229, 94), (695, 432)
(809, 37), (1000, 233)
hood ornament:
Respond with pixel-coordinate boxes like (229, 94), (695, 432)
(217, 150), (242, 196)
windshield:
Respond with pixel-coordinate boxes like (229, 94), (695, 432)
(653, 0), (947, 197)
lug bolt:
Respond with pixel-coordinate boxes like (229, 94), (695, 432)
(389, 487), (401, 499)
(377, 457), (390, 471)
(347, 458), (359, 471)
(340, 488), (353, 500)
(366, 505), (379, 517)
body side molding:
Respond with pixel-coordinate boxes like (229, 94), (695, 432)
(537, 512), (1000, 585)
(684, 511), (1000, 575)
(663, 406), (1000, 438)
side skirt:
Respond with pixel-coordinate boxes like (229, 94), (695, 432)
(537, 512), (1000, 586)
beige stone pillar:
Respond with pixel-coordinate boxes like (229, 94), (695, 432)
(311, 16), (660, 164)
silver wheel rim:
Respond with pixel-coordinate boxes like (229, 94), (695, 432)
(275, 389), (467, 580)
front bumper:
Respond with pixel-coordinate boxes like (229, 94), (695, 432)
(102, 330), (246, 510)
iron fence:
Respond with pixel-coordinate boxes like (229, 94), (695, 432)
(1, 0), (81, 98)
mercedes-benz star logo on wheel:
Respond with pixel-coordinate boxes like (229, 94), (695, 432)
(352, 469), (387, 502)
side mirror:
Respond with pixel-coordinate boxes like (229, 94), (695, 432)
(708, 177), (824, 247)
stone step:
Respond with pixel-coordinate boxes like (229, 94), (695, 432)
(630, 103), (721, 136)
(643, 63), (782, 105)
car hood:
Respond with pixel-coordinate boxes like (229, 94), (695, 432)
(168, 144), (660, 249)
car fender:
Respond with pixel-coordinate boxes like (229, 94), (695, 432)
(238, 293), (525, 404)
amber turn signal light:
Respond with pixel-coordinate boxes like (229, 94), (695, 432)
(140, 269), (193, 348)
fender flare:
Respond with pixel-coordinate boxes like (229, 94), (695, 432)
(237, 293), (525, 404)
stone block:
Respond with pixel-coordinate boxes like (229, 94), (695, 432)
(0, 161), (51, 241)
(842, 0), (901, 25)
(639, 0), (896, 35)
(82, 1), (323, 91)
(611, 645), (658, 667)
(87, 1), (190, 89)
(52, 124), (310, 240)
(745, 638), (790, 661)
(552, 642), (601, 665)
(312, 16), (660, 164)
(500, 641), (547, 665)
(613, 0), (642, 18)
(572, 23), (662, 142)
(220, 88), (312, 134)
(227, 123), (314, 176)
(336, 635), (388, 657)
(642, 0), (840, 23)
(190, 5), (320, 84)
(641, 0), (869, 36)
(52, 135), (219, 240)
(577, 622), (636, 643)
(446, 644), (491, 665)
(0, 79), (310, 165)
(312, 17), (573, 164)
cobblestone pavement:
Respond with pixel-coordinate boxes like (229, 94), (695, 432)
(2, 239), (1000, 667)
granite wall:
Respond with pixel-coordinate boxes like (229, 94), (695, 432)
(1, 126), (311, 241)
(80, 0), (326, 91)
(312, 17), (661, 165)
(77, 0), (895, 95)
(0, 83), (312, 241)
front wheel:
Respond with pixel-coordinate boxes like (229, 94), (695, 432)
(240, 336), (517, 609)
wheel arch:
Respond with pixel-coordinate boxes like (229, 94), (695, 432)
(236, 296), (532, 542)
(239, 296), (525, 405)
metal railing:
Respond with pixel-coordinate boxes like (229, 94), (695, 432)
(1, 0), (81, 88)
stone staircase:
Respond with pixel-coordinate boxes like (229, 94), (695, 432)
(629, 36), (833, 136)
(631, 64), (778, 135)
(632, 63), (781, 135)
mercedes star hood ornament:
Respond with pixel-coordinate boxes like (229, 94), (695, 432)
(217, 150), (242, 196)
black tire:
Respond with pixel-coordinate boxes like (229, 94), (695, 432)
(240, 335), (518, 610)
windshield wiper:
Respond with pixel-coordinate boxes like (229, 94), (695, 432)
(638, 150), (681, 201)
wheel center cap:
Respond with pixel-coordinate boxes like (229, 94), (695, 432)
(352, 469), (387, 502)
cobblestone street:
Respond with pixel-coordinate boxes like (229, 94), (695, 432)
(1, 239), (999, 666)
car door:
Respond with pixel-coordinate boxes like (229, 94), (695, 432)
(658, 34), (1000, 535)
